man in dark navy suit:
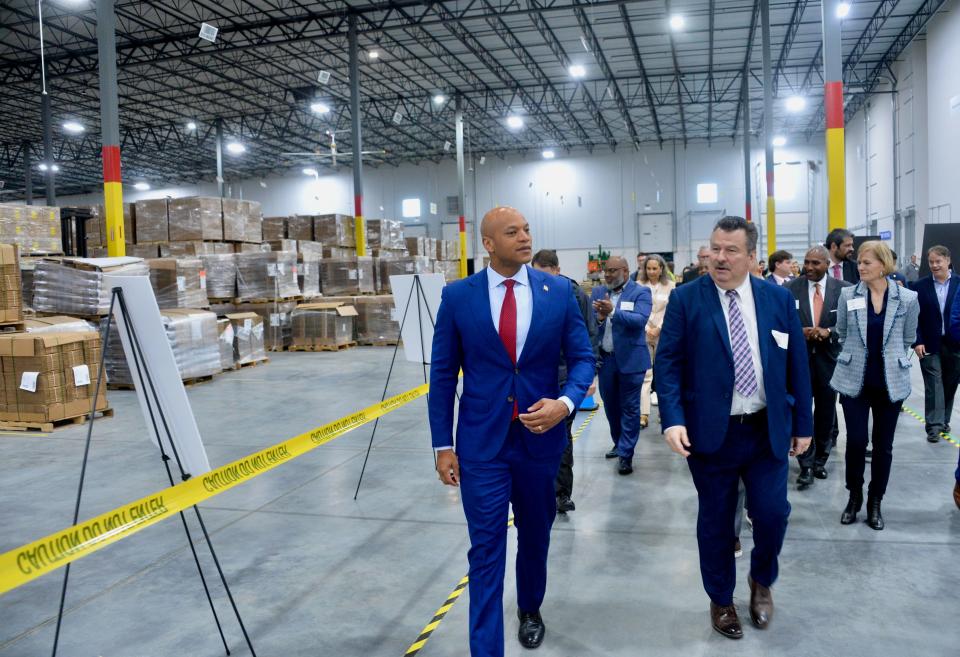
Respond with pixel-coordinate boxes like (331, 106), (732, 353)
(656, 216), (812, 639)
(429, 207), (594, 657)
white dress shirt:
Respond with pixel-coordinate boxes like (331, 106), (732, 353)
(600, 287), (623, 353)
(436, 266), (573, 452)
(772, 273), (791, 286)
(715, 276), (767, 414)
(934, 275), (951, 333)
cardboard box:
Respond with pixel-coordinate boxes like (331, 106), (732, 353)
(225, 312), (266, 365)
(232, 301), (297, 350)
(291, 302), (357, 347)
(319, 257), (375, 296)
(0, 204), (62, 255)
(262, 217), (287, 241)
(353, 295), (400, 344)
(433, 260), (459, 283)
(134, 199), (169, 243)
(23, 316), (97, 333)
(0, 243), (23, 324)
(405, 237), (427, 256)
(222, 199), (244, 242)
(33, 256), (150, 316)
(200, 254), (236, 300)
(365, 219), (404, 250)
(167, 197), (223, 241)
(286, 215), (314, 241)
(241, 200), (263, 243)
(147, 258), (210, 309)
(235, 251), (300, 301)
(375, 255), (432, 293)
(160, 241), (233, 257)
(314, 214), (355, 247)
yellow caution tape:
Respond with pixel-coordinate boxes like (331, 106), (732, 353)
(0, 383), (430, 596)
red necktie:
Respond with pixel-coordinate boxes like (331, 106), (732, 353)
(499, 280), (518, 420)
(832, 263), (842, 280)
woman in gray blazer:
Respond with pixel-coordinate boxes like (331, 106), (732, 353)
(831, 241), (919, 530)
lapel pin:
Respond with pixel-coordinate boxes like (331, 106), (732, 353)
(543, 284), (549, 292)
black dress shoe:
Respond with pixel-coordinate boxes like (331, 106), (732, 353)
(813, 465), (828, 480)
(797, 467), (814, 490)
(517, 609), (545, 649)
(604, 448), (619, 459)
(556, 495), (575, 514)
(709, 602), (743, 639)
(617, 457), (633, 475)
(841, 489), (863, 525)
(927, 432), (941, 443)
(866, 496), (884, 530)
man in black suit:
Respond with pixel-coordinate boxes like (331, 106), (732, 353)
(788, 246), (851, 487)
(765, 250), (795, 286)
(681, 246), (710, 284)
(824, 228), (859, 284)
(910, 245), (960, 442)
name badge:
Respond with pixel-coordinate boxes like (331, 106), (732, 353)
(620, 301), (635, 312)
(795, 299), (800, 310)
(847, 297), (866, 311)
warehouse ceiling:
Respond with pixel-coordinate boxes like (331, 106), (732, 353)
(0, 0), (946, 197)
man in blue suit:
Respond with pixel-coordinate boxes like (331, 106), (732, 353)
(429, 207), (594, 657)
(657, 216), (812, 639)
(590, 256), (652, 474)
(913, 245), (960, 442)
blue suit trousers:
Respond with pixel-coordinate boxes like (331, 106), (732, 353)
(686, 415), (790, 606)
(598, 352), (645, 460)
(458, 422), (562, 657)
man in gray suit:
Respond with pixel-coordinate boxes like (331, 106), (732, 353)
(788, 246), (851, 488)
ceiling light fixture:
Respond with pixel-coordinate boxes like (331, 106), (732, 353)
(198, 22), (218, 42)
(542, 149), (556, 160)
(62, 121), (84, 134)
(772, 135), (787, 147)
(133, 182), (150, 191)
(51, 164), (59, 172)
(836, 2), (851, 18)
(669, 14), (685, 30)
(317, 70), (331, 84)
(302, 168), (319, 177)
(506, 115), (524, 130)
(569, 64), (586, 78)
(226, 141), (246, 155)
(368, 50), (380, 60)
(785, 95), (806, 112)
(310, 102), (331, 114)
(433, 94), (447, 105)
(186, 121), (197, 131)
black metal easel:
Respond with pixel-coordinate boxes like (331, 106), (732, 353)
(353, 274), (446, 500)
(51, 287), (257, 657)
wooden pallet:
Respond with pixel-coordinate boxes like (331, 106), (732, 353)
(234, 296), (303, 304)
(109, 374), (216, 391)
(0, 408), (114, 433)
(231, 358), (270, 370)
(357, 339), (400, 347)
(266, 344), (289, 352)
(288, 342), (356, 352)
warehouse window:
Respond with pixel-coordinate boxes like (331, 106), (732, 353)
(696, 183), (719, 204)
(402, 198), (421, 218)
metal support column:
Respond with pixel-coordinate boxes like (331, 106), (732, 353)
(98, 0), (125, 256)
(23, 141), (33, 205)
(760, 0), (776, 254)
(822, 0), (846, 230)
(215, 118), (225, 197)
(741, 76), (752, 222)
(349, 14), (366, 256)
(455, 95), (468, 279)
(41, 93), (55, 206)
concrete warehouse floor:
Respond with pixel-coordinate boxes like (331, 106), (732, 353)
(0, 349), (957, 657)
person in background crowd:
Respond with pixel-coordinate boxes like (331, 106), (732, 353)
(902, 254), (921, 283)
(658, 216), (812, 640)
(790, 260), (802, 278)
(429, 207), (595, 655)
(916, 245), (960, 443)
(638, 254), (674, 430)
(765, 250), (795, 286)
(759, 260), (768, 278)
(788, 246), (851, 488)
(682, 246), (711, 284)
(825, 228), (860, 283)
(591, 256), (652, 475)
(631, 252), (648, 282)
(832, 240), (919, 531)
(531, 249), (599, 514)
(889, 251), (907, 286)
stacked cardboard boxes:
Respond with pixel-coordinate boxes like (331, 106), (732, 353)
(314, 214), (356, 247)
(0, 244), (23, 326)
(262, 216), (286, 241)
(226, 312), (267, 365)
(365, 219), (404, 250)
(200, 254), (236, 300)
(0, 204), (62, 255)
(291, 302), (357, 349)
(147, 258), (210, 309)
(33, 257), (150, 316)
(168, 197), (223, 241)
(353, 296), (400, 345)
(232, 301), (298, 351)
(319, 257), (375, 296)
(134, 199), (169, 244)
(375, 255), (432, 293)
(235, 251), (300, 300)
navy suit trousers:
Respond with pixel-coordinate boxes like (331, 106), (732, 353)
(686, 414), (790, 606)
(458, 421), (562, 657)
(598, 352), (645, 460)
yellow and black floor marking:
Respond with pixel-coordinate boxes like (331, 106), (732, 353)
(403, 405), (601, 656)
(901, 405), (960, 449)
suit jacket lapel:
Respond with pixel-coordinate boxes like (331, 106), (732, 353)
(702, 278), (734, 364)
(751, 277), (771, 373)
(945, 275), (960, 332)
(822, 278), (840, 328)
(853, 283), (869, 346)
(519, 266), (544, 367)
(796, 280), (813, 327)
(470, 269), (515, 367)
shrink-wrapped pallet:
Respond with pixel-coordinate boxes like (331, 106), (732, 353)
(298, 254), (321, 298)
(286, 215), (314, 241)
(353, 296), (400, 344)
(222, 198), (245, 242)
(134, 199), (169, 243)
(314, 214), (355, 247)
(232, 301), (297, 350)
(0, 204), (62, 255)
(0, 244), (22, 324)
(262, 216), (286, 241)
(375, 256), (432, 294)
(168, 197), (223, 241)
(216, 319), (235, 370)
(266, 239), (297, 252)
(200, 254), (236, 300)
(148, 258), (209, 308)
(404, 237), (428, 256)
(365, 219), (404, 250)
(161, 241), (233, 257)
(128, 244), (160, 259)
(23, 316), (97, 333)
(235, 251), (300, 300)
(33, 257), (149, 316)
(433, 260), (459, 283)
(226, 312), (267, 365)
(322, 246), (356, 259)
(241, 200), (263, 243)
(318, 257), (374, 296)
(291, 303), (357, 349)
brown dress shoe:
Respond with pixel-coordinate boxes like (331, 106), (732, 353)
(710, 602), (743, 639)
(748, 575), (774, 628)
(954, 481), (960, 510)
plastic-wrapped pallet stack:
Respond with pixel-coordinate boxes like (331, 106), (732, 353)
(226, 312), (267, 365)
(365, 219), (404, 250)
(235, 251), (300, 301)
(291, 302), (357, 350)
(262, 217), (286, 241)
(232, 301), (298, 351)
(376, 256), (432, 294)
(33, 257), (150, 316)
(0, 204), (63, 255)
(298, 241), (323, 298)
(167, 197), (223, 241)
(216, 319), (235, 370)
(0, 244), (23, 326)
(200, 254), (236, 300)
(148, 258), (210, 309)
(353, 296), (401, 345)
(314, 214), (355, 247)
(134, 199), (169, 244)
(319, 257), (375, 296)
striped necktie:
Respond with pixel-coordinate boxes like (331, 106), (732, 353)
(726, 290), (759, 397)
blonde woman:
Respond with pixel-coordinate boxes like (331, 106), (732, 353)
(831, 240), (919, 530)
(639, 254), (675, 429)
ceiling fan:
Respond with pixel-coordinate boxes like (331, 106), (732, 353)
(281, 130), (387, 167)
